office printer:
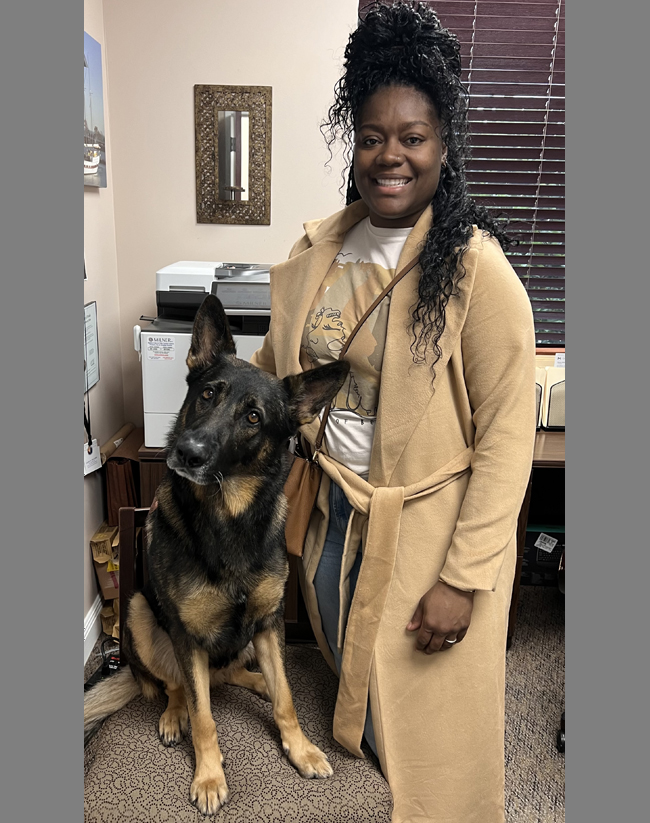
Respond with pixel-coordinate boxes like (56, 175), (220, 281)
(134, 261), (273, 448)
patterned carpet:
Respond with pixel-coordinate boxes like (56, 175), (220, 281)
(84, 585), (564, 822)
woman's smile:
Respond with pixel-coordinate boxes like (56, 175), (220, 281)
(374, 176), (412, 188)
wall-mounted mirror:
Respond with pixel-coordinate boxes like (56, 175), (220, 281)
(195, 85), (271, 225)
(217, 110), (250, 202)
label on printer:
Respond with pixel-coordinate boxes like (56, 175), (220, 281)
(146, 335), (176, 361)
(213, 282), (271, 309)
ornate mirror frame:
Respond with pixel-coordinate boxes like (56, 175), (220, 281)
(194, 84), (272, 225)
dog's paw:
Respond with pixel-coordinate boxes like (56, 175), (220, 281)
(189, 773), (230, 816)
(248, 672), (271, 702)
(284, 738), (333, 779)
(158, 706), (189, 746)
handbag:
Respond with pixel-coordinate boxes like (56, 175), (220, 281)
(284, 253), (421, 557)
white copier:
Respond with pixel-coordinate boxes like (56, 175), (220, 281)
(134, 261), (273, 448)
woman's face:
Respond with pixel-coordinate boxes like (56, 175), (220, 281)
(353, 85), (446, 228)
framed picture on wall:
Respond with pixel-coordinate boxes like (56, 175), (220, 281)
(84, 32), (107, 188)
(84, 301), (100, 392)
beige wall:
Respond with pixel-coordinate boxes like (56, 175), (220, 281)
(103, 0), (359, 426)
(84, 0), (126, 617)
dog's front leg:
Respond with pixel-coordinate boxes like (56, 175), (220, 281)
(252, 627), (333, 778)
(176, 643), (229, 815)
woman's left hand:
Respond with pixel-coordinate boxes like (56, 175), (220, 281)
(406, 580), (474, 653)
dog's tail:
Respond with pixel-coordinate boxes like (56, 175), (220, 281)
(84, 666), (141, 743)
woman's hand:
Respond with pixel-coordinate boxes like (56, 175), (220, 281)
(406, 580), (474, 653)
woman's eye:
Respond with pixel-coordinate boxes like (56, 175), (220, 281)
(406, 136), (423, 145)
(247, 411), (260, 425)
(202, 387), (214, 400)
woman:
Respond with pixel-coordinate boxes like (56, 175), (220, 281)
(252, 3), (536, 821)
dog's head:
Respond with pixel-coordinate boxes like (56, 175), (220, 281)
(166, 294), (349, 485)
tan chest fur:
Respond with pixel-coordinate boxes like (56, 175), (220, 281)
(174, 570), (288, 641)
(176, 579), (233, 640)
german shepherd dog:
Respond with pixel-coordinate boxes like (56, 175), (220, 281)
(84, 294), (349, 815)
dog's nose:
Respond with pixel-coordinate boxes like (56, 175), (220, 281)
(175, 436), (210, 469)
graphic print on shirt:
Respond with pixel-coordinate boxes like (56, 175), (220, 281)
(300, 256), (393, 418)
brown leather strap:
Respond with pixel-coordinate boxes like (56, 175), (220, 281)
(313, 254), (421, 453)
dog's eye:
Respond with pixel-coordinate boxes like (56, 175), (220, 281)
(247, 410), (260, 425)
(202, 387), (214, 401)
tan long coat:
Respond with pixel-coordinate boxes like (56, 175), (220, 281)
(251, 200), (536, 823)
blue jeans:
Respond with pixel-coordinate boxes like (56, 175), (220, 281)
(313, 481), (378, 757)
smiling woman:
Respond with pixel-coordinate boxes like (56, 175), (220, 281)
(353, 85), (447, 228)
(250, 4), (537, 822)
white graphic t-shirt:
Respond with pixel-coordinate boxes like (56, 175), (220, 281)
(300, 217), (412, 477)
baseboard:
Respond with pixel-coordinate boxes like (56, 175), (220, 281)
(84, 594), (103, 664)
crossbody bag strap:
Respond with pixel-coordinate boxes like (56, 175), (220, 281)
(313, 253), (421, 454)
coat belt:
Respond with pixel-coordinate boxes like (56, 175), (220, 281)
(316, 446), (474, 756)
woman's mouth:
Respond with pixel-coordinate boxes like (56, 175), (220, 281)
(374, 177), (411, 188)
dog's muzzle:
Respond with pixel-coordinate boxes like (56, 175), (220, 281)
(168, 433), (213, 479)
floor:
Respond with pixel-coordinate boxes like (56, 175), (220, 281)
(84, 584), (564, 822)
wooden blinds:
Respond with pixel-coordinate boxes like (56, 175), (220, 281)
(358, 1), (566, 345)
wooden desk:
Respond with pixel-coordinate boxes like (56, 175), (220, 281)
(508, 431), (565, 645)
(532, 431), (566, 468)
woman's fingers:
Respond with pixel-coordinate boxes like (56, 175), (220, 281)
(406, 601), (423, 632)
(424, 632), (449, 653)
(408, 583), (474, 653)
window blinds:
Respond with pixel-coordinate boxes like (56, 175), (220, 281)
(359, 1), (566, 345)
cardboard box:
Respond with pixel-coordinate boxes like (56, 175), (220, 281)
(100, 604), (117, 635)
(90, 521), (119, 564)
(105, 427), (144, 526)
(521, 526), (565, 587)
(93, 558), (119, 600)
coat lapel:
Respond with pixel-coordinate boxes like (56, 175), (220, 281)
(369, 209), (476, 486)
(269, 241), (341, 377)
(267, 202), (369, 380)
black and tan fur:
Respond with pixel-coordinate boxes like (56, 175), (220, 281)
(84, 294), (349, 815)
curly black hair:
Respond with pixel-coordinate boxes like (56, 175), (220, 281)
(322, 1), (515, 371)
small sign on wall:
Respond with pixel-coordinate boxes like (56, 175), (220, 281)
(84, 301), (100, 391)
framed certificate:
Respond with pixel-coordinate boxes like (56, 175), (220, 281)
(84, 301), (100, 392)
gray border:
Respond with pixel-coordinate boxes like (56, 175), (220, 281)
(1, 0), (79, 819)
(569, 0), (647, 819)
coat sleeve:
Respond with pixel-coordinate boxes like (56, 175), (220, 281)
(248, 322), (278, 374)
(438, 237), (537, 593)
(249, 233), (312, 375)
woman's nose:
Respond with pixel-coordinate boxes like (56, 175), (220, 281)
(377, 138), (403, 166)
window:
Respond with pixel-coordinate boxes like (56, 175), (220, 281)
(359, 1), (566, 346)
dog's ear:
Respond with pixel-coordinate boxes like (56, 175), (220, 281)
(283, 361), (351, 428)
(186, 294), (236, 371)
